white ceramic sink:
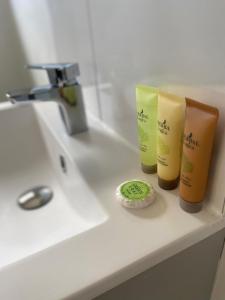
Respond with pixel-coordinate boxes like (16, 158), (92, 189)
(0, 103), (107, 269)
(0, 96), (224, 300)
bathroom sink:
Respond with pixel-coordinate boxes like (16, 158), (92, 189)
(0, 96), (224, 300)
(0, 103), (107, 270)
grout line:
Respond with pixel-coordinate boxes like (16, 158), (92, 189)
(219, 236), (225, 259)
(222, 197), (225, 215)
(85, 0), (103, 120)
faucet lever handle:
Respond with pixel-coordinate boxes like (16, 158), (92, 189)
(26, 63), (80, 86)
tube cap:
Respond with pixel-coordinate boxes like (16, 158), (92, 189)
(179, 198), (202, 213)
(158, 176), (179, 190)
(116, 180), (155, 208)
(141, 163), (157, 174)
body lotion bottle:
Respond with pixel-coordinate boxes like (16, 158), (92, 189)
(157, 91), (186, 189)
(179, 98), (219, 213)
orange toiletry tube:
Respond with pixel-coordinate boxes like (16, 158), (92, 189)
(179, 98), (219, 213)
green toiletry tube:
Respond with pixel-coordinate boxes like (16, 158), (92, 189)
(136, 85), (158, 173)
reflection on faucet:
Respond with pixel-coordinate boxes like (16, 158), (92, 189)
(6, 63), (88, 136)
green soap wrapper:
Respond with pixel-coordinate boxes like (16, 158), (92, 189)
(116, 180), (155, 209)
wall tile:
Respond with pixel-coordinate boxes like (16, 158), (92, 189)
(10, 0), (100, 117)
(89, 0), (225, 145)
(0, 0), (33, 100)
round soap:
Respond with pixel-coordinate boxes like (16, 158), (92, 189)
(116, 180), (155, 208)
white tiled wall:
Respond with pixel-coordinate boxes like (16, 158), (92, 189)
(9, 0), (100, 117)
(0, 0), (33, 100)
(10, 0), (95, 85)
(89, 0), (225, 145)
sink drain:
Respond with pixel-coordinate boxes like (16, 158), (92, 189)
(17, 186), (53, 210)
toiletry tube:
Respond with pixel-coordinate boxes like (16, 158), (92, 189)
(157, 91), (185, 189)
(136, 85), (158, 173)
(179, 98), (219, 213)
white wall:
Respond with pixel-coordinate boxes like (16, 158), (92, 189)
(0, 0), (33, 100)
(10, 0), (57, 85)
(89, 0), (225, 145)
(9, 0), (100, 117)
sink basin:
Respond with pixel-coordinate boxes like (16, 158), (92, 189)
(0, 103), (107, 269)
(0, 95), (224, 300)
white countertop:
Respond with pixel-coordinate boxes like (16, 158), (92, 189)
(0, 103), (225, 300)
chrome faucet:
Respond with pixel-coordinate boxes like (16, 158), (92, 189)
(6, 63), (88, 135)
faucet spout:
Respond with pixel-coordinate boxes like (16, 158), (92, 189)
(6, 88), (37, 103)
(6, 86), (54, 103)
(6, 63), (88, 136)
